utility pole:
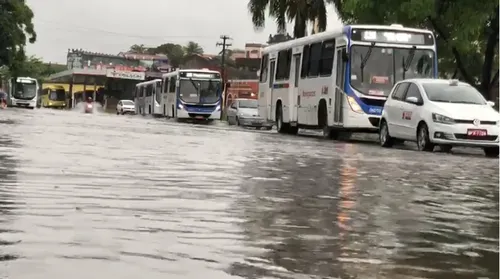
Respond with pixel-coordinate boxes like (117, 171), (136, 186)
(216, 35), (232, 119)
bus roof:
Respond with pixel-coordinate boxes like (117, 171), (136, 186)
(161, 68), (220, 78)
(135, 79), (162, 87)
(263, 24), (434, 54)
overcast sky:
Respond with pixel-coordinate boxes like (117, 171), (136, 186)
(25, 0), (341, 64)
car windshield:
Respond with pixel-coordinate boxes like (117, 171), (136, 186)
(422, 83), (486, 105)
(238, 99), (258, 108)
(122, 100), (134, 106)
(179, 79), (221, 104)
(13, 82), (37, 100)
(350, 45), (435, 97)
(49, 89), (66, 101)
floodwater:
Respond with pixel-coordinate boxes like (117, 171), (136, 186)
(0, 108), (498, 279)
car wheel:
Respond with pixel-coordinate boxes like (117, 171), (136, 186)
(484, 146), (499, 158)
(417, 123), (435, 152)
(121, 109), (124, 115)
(379, 120), (394, 147)
(439, 145), (453, 153)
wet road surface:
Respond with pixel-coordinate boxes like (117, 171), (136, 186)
(0, 108), (498, 279)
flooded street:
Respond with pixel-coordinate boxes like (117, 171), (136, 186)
(0, 108), (498, 279)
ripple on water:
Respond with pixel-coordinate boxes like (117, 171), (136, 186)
(0, 109), (498, 279)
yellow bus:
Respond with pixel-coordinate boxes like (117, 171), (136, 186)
(41, 85), (67, 109)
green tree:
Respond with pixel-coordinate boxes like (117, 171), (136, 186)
(183, 41), (204, 56)
(248, 0), (335, 38)
(128, 44), (150, 54)
(339, 0), (498, 99)
(0, 0), (36, 76)
(150, 43), (185, 67)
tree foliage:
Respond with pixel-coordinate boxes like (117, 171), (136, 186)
(0, 0), (36, 77)
(248, 0), (336, 38)
(0, 56), (65, 81)
(183, 41), (204, 56)
(128, 42), (205, 67)
(339, 0), (499, 99)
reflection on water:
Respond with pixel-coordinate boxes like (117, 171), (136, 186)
(0, 133), (20, 262)
(232, 136), (498, 279)
(0, 108), (498, 279)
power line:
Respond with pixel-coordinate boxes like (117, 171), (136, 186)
(36, 19), (215, 40)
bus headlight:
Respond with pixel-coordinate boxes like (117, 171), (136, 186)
(215, 105), (221, 111)
(177, 103), (183, 110)
(346, 95), (363, 113)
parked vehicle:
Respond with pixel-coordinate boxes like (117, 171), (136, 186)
(116, 99), (136, 115)
(379, 78), (500, 157)
(227, 98), (272, 130)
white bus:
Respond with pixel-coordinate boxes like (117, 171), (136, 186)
(161, 69), (222, 121)
(134, 79), (163, 116)
(9, 77), (39, 109)
(258, 24), (437, 138)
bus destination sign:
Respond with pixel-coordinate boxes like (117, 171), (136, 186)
(351, 29), (434, 45)
(180, 72), (221, 79)
(16, 78), (35, 84)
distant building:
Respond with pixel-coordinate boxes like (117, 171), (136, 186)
(66, 49), (170, 72)
(182, 54), (258, 80)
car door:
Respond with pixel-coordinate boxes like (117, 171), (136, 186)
(385, 82), (409, 138)
(400, 83), (424, 140)
(227, 101), (237, 124)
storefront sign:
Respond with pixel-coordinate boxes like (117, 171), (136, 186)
(106, 69), (145, 80)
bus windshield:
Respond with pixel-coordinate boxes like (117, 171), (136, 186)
(49, 89), (66, 101)
(350, 45), (434, 96)
(179, 79), (221, 104)
(13, 82), (37, 100)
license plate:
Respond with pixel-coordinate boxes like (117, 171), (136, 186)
(195, 116), (204, 120)
(467, 129), (487, 136)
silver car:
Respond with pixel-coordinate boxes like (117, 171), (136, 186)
(226, 98), (272, 130)
(116, 100), (136, 115)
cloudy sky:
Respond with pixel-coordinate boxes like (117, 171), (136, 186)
(25, 0), (341, 64)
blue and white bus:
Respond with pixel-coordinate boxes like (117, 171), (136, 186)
(8, 77), (39, 109)
(257, 24), (438, 138)
(135, 79), (163, 116)
(161, 69), (222, 121)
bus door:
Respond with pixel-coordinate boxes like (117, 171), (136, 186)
(291, 53), (301, 124)
(267, 59), (276, 121)
(334, 46), (347, 125)
(151, 83), (156, 114)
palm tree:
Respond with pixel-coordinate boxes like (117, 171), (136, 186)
(129, 44), (149, 54)
(183, 41), (204, 56)
(248, 0), (338, 38)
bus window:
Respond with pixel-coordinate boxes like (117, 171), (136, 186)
(42, 88), (49, 95)
(276, 49), (292, 80)
(319, 40), (335, 76)
(140, 87), (144, 97)
(169, 77), (176, 93)
(301, 45), (310, 78)
(308, 42), (322, 77)
(146, 84), (153, 96)
(260, 54), (269, 83)
(163, 78), (169, 93)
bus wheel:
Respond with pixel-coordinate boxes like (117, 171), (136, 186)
(276, 104), (287, 134)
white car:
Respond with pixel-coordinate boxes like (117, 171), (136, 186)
(226, 98), (272, 130)
(379, 78), (500, 157)
(116, 100), (136, 115)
